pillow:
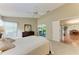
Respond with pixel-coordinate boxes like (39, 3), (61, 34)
(0, 39), (15, 52)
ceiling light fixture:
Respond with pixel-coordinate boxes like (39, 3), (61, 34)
(33, 11), (38, 15)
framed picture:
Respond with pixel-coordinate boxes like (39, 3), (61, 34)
(24, 24), (32, 31)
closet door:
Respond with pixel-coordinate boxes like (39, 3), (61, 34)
(52, 21), (61, 41)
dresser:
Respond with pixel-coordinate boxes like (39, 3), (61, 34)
(22, 31), (34, 37)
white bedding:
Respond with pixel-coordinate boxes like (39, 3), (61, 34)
(1, 36), (49, 55)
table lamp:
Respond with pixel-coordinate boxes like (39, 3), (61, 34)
(0, 20), (4, 39)
(0, 26), (4, 39)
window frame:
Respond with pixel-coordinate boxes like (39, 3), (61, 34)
(3, 20), (18, 37)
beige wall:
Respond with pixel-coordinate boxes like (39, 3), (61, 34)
(1, 3), (79, 40)
(37, 4), (79, 41)
(2, 16), (37, 36)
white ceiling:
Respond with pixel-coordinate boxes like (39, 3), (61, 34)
(0, 3), (64, 18)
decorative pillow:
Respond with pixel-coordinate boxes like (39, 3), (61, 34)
(0, 39), (15, 52)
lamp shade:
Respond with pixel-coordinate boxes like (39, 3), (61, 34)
(0, 20), (3, 27)
(0, 20), (4, 32)
(0, 26), (4, 32)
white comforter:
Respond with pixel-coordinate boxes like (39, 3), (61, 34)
(1, 36), (48, 55)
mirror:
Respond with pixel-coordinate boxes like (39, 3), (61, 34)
(24, 24), (32, 31)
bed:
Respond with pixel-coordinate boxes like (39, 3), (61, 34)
(1, 36), (49, 55)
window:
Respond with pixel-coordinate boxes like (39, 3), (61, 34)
(38, 24), (46, 37)
(4, 21), (17, 37)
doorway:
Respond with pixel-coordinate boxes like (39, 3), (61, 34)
(61, 18), (79, 45)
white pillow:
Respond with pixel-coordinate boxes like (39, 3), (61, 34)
(0, 39), (15, 52)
